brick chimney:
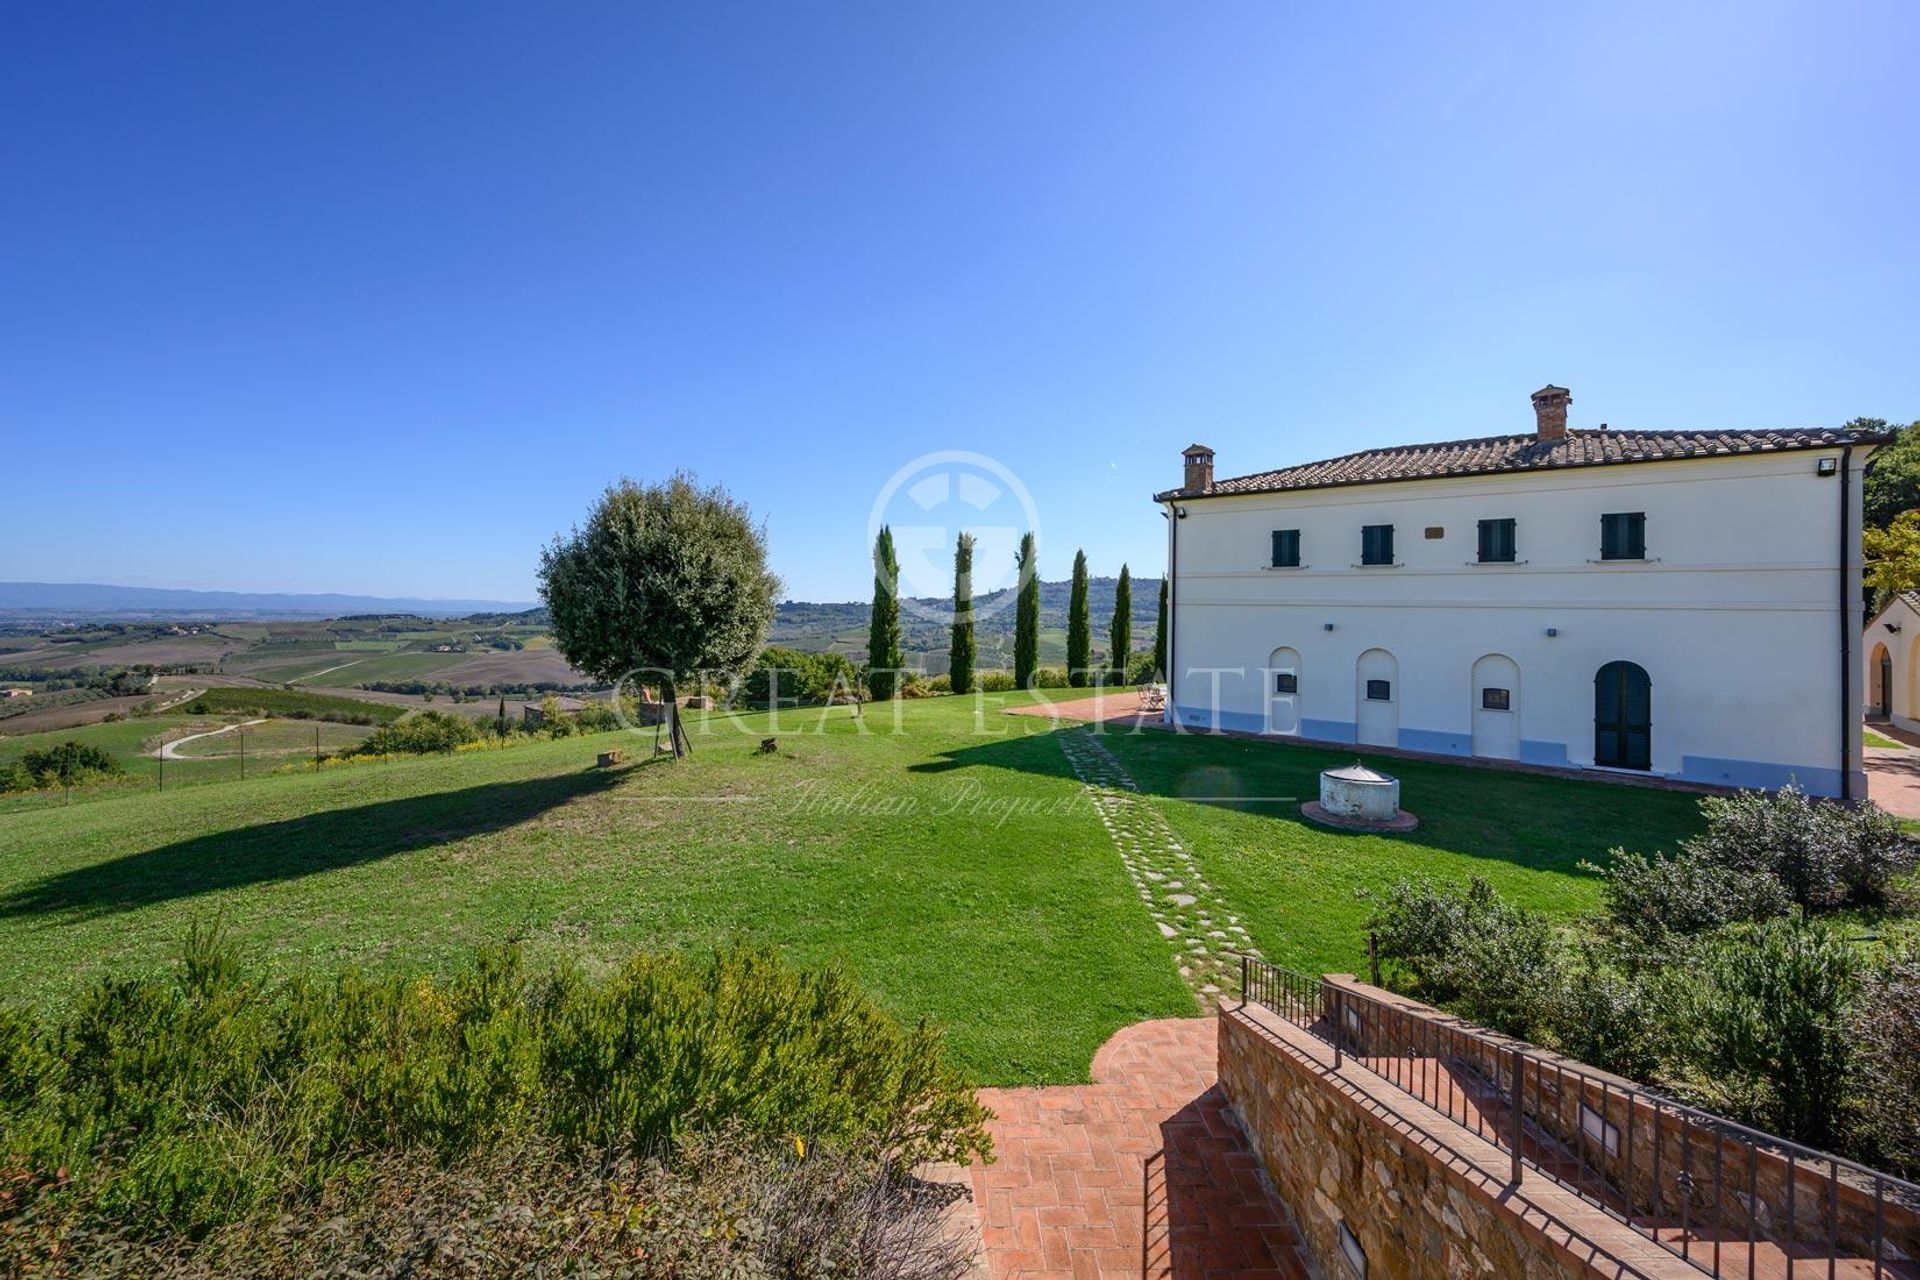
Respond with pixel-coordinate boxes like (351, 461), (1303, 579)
(1530, 385), (1571, 440)
(1182, 443), (1215, 491)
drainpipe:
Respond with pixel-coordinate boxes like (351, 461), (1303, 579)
(1165, 501), (1179, 724)
(1839, 443), (1855, 803)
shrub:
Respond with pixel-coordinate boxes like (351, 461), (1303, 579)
(1363, 876), (1562, 1041)
(350, 710), (482, 755)
(1544, 951), (1682, 1081)
(1685, 786), (1915, 910)
(4, 1130), (974, 1279)
(1683, 916), (1862, 1149)
(1125, 649), (1158, 686)
(1590, 847), (1793, 946)
(1852, 947), (1920, 1177)
(1033, 667), (1069, 689)
(740, 646), (857, 709)
(0, 936), (990, 1242)
(925, 673), (952, 694)
(977, 670), (1014, 692)
(3, 741), (123, 792)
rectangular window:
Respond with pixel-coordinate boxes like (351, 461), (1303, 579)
(1481, 687), (1511, 711)
(1579, 1103), (1621, 1156)
(1274, 671), (1298, 695)
(1601, 512), (1646, 560)
(1360, 524), (1394, 566)
(1365, 678), (1392, 702)
(1477, 517), (1516, 563)
(1270, 528), (1300, 567)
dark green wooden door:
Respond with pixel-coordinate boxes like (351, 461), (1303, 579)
(1595, 661), (1651, 770)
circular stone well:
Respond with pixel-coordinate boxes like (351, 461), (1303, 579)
(1301, 762), (1418, 832)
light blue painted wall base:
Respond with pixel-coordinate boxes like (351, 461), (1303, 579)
(1679, 755), (1844, 798)
(1171, 706), (1266, 735)
(1398, 727), (1469, 757)
(1301, 718), (1356, 743)
(1167, 707), (1846, 797)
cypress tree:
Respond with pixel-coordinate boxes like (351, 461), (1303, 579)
(867, 526), (903, 700)
(1153, 575), (1168, 680)
(1066, 549), (1091, 687)
(950, 532), (976, 695)
(1013, 532), (1040, 690)
(1109, 564), (1132, 683)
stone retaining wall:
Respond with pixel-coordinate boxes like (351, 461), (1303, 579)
(1219, 1002), (1699, 1280)
(1321, 976), (1920, 1269)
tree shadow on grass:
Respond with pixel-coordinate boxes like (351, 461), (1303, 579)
(0, 767), (628, 921)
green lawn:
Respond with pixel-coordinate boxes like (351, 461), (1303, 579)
(170, 718), (373, 758)
(1092, 727), (1704, 974)
(0, 694), (1705, 1084)
(1864, 728), (1904, 750)
(0, 714), (244, 805)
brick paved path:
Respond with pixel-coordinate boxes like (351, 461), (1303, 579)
(970, 1017), (1313, 1280)
(1866, 744), (1920, 819)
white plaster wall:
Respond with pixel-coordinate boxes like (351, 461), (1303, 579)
(1166, 450), (1869, 796)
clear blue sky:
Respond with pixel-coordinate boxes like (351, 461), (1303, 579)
(3, 2), (1914, 604)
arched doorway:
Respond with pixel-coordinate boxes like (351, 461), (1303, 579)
(1471, 654), (1520, 760)
(1355, 648), (1398, 748)
(1870, 642), (1892, 718)
(1594, 661), (1652, 771)
(1266, 646), (1301, 735)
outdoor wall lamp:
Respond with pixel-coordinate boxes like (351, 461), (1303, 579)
(1546, 627), (1559, 637)
(1323, 622), (1335, 631)
(1817, 457), (1839, 476)
(1889, 623), (1903, 634)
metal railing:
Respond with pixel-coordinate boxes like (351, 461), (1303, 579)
(1237, 954), (1920, 1280)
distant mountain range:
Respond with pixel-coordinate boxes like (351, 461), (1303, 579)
(0, 582), (540, 620)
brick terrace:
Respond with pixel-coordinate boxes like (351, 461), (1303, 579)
(969, 1017), (1313, 1280)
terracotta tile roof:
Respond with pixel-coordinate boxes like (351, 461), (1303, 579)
(1154, 426), (1891, 502)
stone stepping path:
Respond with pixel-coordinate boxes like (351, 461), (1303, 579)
(1055, 728), (1258, 1002)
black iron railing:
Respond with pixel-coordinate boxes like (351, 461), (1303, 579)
(1237, 954), (1920, 1280)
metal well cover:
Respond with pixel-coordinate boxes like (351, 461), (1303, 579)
(1322, 763), (1395, 785)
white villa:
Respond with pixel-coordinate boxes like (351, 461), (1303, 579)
(1155, 385), (1892, 799)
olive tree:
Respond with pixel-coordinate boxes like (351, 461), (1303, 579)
(538, 474), (780, 697)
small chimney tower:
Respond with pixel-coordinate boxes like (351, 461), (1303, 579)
(1182, 443), (1215, 492)
(1530, 385), (1571, 440)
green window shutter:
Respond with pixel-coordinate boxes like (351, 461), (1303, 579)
(1479, 518), (1515, 563)
(1271, 529), (1299, 567)
(1362, 524), (1393, 565)
(1601, 513), (1646, 560)
(1272, 530), (1284, 566)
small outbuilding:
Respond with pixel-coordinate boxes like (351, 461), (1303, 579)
(1865, 592), (1920, 733)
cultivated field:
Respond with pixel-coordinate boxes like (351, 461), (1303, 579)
(4, 633), (249, 670)
(0, 692), (1704, 1083)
